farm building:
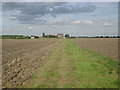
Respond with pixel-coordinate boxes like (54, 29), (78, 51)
(42, 33), (64, 38)
(31, 37), (35, 39)
(30, 36), (39, 39)
(57, 34), (64, 38)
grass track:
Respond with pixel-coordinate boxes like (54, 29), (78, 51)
(22, 40), (118, 88)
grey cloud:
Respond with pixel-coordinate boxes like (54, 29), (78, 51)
(2, 2), (96, 24)
(2, 2), (25, 11)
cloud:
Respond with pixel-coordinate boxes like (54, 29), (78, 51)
(103, 23), (112, 26)
(2, 2), (96, 24)
(71, 20), (81, 25)
(38, 20), (94, 26)
(84, 20), (93, 25)
(28, 26), (32, 30)
(49, 8), (53, 12)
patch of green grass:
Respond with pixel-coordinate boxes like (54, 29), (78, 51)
(65, 40), (118, 88)
(32, 45), (63, 88)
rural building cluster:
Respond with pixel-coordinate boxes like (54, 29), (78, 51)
(42, 33), (67, 38)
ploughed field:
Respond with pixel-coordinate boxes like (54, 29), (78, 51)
(2, 39), (63, 87)
(2, 38), (118, 88)
(71, 38), (118, 60)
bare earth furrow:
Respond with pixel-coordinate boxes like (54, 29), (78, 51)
(2, 39), (62, 88)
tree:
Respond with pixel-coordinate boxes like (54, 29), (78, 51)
(43, 33), (45, 37)
(65, 34), (69, 37)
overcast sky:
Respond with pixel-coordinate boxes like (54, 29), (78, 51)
(2, 2), (118, 36)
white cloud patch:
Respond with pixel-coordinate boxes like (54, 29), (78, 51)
(28, 26), (32, 30)
(84, 20), (93, 25)
(49, 8), (53, 12)
(70, 20), (94, 26)
(103, 23), (112, 26)
(71, 20), (81, 25)
(42, 20), (94, 26)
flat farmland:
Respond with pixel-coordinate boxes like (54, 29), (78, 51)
(2, 38), (118, 88)
(2, 39), (62, 87)
(71, 38), (118, 60)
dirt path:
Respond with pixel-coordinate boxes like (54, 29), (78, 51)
(57, 41), (76, 88)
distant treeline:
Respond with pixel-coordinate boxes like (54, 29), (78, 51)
(70, 36), (120, 38)
(91, 36), (120, 38)
(1, 35), (39, 39)
(43, 35), (58, 38)
(0, 35), (120, 39)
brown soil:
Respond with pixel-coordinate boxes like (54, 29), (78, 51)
(71, 38), (118, 60)
(2, 39), (62, 88)
(2, 38), (119, 88)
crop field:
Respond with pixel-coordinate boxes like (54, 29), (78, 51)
(2, 38), (118, 88)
